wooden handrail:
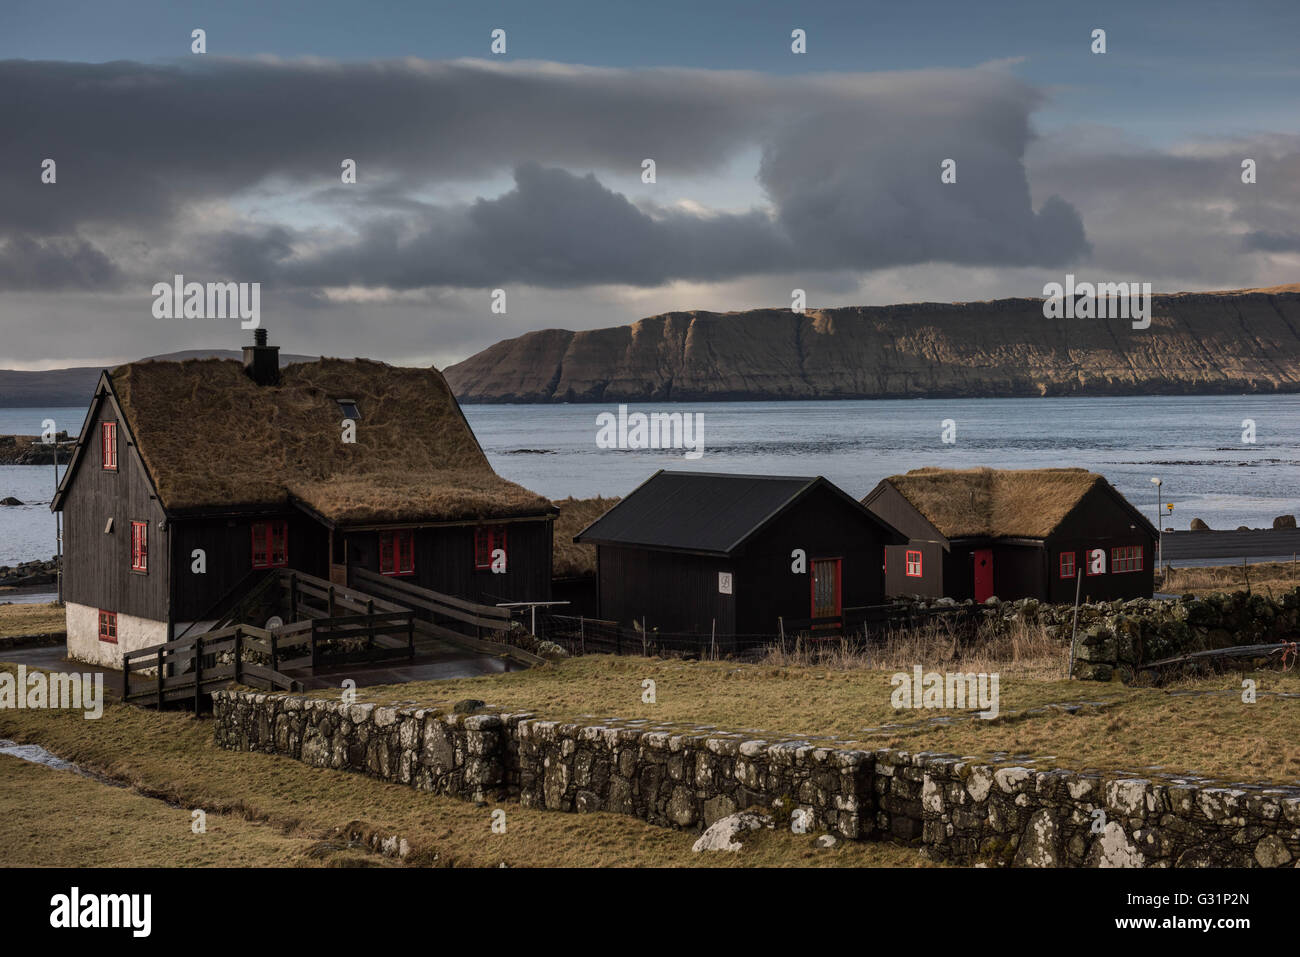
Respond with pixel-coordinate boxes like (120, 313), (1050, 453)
(352, 568), (511, 619)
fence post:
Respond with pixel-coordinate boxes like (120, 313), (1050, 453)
(408, 614), (415, 660)
(1067, 568), (1083, 679)
(579, 616), (585, 656)
(121, 652), (129, 702)
(327, 584), (336, 619)
(233, 626), (243, 685)
(310, 620), (318, 671)
(193, 635), (203, 714)
(290, 572), (298, 621)
(641, 616), (647, 656)
(367, 599), (375, 653)
(778, 616), (785, 656)
(156, 648), (164, 709)
(615, 625), (622, 656)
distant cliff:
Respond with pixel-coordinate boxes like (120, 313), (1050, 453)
(443, 285), (1300, 402)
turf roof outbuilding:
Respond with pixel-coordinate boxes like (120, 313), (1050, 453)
(863, 467), (1158, 603)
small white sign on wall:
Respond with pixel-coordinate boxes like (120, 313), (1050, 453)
(718, 571), (733, 595)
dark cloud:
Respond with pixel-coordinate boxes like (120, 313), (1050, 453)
(0, 233), (120, 291)
(0, 57), (1088, 293)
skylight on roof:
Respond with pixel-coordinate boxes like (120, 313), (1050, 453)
(336, 399), (360, 419)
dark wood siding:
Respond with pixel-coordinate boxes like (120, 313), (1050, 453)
(737, 485), (889, 635)
(344, 518), (552, 605)
(595, 484), (891, 645)
(1047, 485), (1155, 602)
(169, 513), (328, 622)
(885, 542), (946, 598)
(61, 397), (170, 622)
(595, 544), (734, 640)
(865, 482), (946, 543)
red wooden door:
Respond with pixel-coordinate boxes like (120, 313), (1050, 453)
(973, 548), (994, 602)
(811, 558), (842, 618)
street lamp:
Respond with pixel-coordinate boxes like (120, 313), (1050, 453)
(1150, 477), (1163, 570)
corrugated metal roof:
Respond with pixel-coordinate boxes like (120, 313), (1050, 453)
(573, 470), (821, 554)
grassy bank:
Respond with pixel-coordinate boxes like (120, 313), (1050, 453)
(0, 662), (926, 868)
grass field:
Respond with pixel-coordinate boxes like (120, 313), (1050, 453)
(298, 655), (1300, 784)
(0, 602), (64, 638)
(0, 662), (927, 868)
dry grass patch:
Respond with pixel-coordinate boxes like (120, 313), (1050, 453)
(895, 670), (1300, 784)
(0, 755), (388, 867)
(295, 655), (1300, 784)
(763, 615), (1069, 680)
(1160, 562), (1300, 598)
(0, 601), (64, 638)
(312, 654), (1124, 742)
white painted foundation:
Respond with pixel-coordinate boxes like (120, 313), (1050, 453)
(65, 601), (167, 669)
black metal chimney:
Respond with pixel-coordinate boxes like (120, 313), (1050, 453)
(242, 328), (280, 385)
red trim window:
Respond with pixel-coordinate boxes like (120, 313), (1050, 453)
(474, 526), (507, 570)
(1112, 545), (1144, 573)
(379, 530), (415, 576)
(1059, 551), (1076, 579)
(130, 521), (147, 572)
(101, 421), (117, 470)
(251, 520), (289, 568)
(905, 550), (923, 578)
(1085, 547), (1105, 576)
(98, 610), (117, 643)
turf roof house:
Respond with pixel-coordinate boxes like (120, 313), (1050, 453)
(574, 470), (903, 647)
(862, 467), (1157, 604)
(52, 332), (555, 667)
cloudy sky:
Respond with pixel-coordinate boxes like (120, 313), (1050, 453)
(2, 0), (1299, 369)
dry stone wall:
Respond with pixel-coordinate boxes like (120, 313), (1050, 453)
(212, 689), (1300, 867)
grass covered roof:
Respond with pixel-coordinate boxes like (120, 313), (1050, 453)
(884, 467), (1105, 540)
(552, 496), (619, 578)
(109, 357), (552, 524)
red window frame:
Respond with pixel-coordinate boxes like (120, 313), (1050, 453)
(1085, 547), (1105, 576)
(251, 520), (289, 569)
(98, 610), (117, 643)
(474, 526), (507, 569)
(130, 521), (147, 572)
(379, 529), (415, 576)
(905, 549), (923, 578)
(1112, 544), (1144, 574)
(1059, 551), (1076, 579)
(101, 421), (117, 470)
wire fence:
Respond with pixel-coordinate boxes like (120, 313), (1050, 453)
(534, 601), (982, 661)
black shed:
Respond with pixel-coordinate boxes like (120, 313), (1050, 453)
(863, 467), (1157, 604)
(574, 470), (902, 648)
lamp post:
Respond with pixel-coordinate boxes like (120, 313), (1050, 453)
(1150, 477), (1163, 570)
